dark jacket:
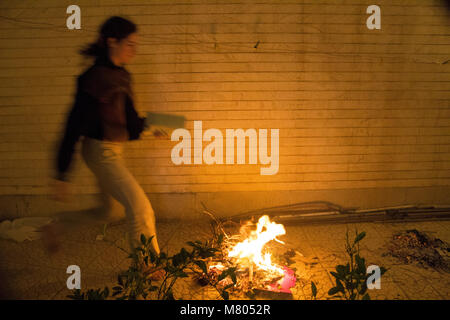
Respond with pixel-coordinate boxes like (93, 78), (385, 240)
(55, 55), (146, 182)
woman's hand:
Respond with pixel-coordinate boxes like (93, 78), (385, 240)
(151, 128), (169, 139)
(50, 179), (72, 203)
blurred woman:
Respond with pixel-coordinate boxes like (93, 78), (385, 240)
(51, 16), (163, 267)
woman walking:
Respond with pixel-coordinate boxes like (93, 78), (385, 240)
(50, 16), (164, 267)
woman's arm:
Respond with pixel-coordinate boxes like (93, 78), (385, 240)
(55, 79), (85, 182)
(126, 101), (146, 140)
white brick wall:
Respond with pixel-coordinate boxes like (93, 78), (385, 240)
(0, 1), (449, 214)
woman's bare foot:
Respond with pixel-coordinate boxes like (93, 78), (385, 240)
(40, 222), (63, 255)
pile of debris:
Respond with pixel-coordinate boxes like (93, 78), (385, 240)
(193, 248), (303, 300)
(384, 229), (450, 272)
(191, 213), (308, 299)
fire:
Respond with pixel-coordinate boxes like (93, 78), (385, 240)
(228, 215), (286, 276)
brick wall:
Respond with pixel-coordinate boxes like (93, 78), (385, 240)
(0, 0), (449, 219)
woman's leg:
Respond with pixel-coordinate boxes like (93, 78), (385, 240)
(81, 137), (160, 254)
(96, 179), (126, 223)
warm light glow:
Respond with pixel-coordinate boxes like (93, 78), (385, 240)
(228, 215), (286, 275)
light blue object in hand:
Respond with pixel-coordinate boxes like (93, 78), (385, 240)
(145, 112), (186, 129)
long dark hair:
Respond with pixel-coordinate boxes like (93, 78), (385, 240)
(79, 16), (137, 59)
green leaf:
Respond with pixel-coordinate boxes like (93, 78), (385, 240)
(165, 265), (176, 274)
(344, 263), (350, 273)
(149, 250), (156, 263)
(224, 283), (234, 290)
(335, 279), (344, 293)
(112, 290), (122, 297)
(181, 247), (189, 259)
(359, 284), (367, 295)
(230, 272), (237, 284)
(159, 252), (167, 260)
(345, 281), (354, 291)
(140, 234), (147, 245)
(330, 271), (343, 280)
(67, 289), (83, 300)
(103, 287), (109, 298)
(217, 269), (228, 282)
(218, 267), (235, 282)
(199, 248), (217, 259)
(221, 290), (229, 300)
(311, 281), (317, 298)
(112, 291), (122, 297)
(354, 231), (366, 244)
(165, 290), (175, 300)
(176, 271), (189, 278)
(194, 260), (208, 274)
(336, 265), (346, 276)
(362, 293), (370, 300)
(355, 255), (366, 273)
(328, 286), (340, 296)
(172, 253), (182, 267)
(147, 235), (154, 245)
(186, 241), (196, 247)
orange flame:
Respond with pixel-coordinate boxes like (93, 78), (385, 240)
(228, 215), (285, 275)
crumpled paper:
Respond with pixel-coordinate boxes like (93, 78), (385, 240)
(0, 217), (53, 242)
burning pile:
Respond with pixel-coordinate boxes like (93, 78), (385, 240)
(201, 215), (298, 298)
(228, 215), (286, 278)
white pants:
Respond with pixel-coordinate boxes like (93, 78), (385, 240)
(81, 136), (160, 254)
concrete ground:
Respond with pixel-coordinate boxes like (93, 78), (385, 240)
(0, 213), (449, 300)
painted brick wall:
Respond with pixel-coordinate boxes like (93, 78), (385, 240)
(0, 0), (449, 218)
